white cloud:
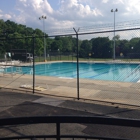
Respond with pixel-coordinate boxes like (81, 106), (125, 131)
(58, 0), (102, 19)
(102, 0), (109, 3)
(9, 0), (104, 30)
(125, 0), (140, 14)
(0, 10), (12, 19)
(11, 0), (55, 27)
(4, 14), (12, 19)
(1, 0), (140, 37)
(16, 0), (53, 15)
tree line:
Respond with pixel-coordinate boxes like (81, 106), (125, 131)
(0, 19), (140, 59)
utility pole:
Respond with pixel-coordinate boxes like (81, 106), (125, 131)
(111, 8), (118, 60)
(39, 15), (47, 62)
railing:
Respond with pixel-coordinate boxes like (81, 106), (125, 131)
(123, 64), (140, 81)
(0, 116), (140, 140)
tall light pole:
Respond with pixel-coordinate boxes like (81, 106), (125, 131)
(111, 8), (118, 60)
(39, 15), (47, 62)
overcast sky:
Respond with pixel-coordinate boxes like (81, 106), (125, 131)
(0, 0), (140, 36)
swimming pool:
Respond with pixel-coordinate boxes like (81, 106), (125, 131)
(7, 62), (140, 82)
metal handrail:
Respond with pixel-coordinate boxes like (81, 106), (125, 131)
(0, 116), (139, 140)
(123, 64), (140, 81)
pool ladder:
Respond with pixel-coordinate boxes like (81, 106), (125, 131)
(122, 64), (140, 82)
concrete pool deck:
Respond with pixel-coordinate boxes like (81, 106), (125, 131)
(0, 71), (140, 107)
(0, 60), (140, 107)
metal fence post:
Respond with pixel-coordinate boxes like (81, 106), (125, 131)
(73, 28), (80, 100)
(32, 35), (35, 94)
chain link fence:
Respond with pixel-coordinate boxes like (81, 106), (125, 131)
(0, 27), (140, 106)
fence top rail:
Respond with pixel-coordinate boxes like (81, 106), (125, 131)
(0, 116), (139, 127)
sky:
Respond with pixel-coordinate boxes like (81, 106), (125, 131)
(0, 0), (140, 37)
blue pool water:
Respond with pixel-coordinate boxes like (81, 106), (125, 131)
(7, 62), (140, 82)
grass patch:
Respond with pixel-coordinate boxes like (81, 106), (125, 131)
(34, 56), (140, 62)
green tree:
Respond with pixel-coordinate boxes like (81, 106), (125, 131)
(129, 37), (140, 52)
(60, 36), (73, 52)
(79, 40), (91, 58)
(91, 37), (111, 58)
(117, 39), (129, 57)
(133, 39), (140, 53)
